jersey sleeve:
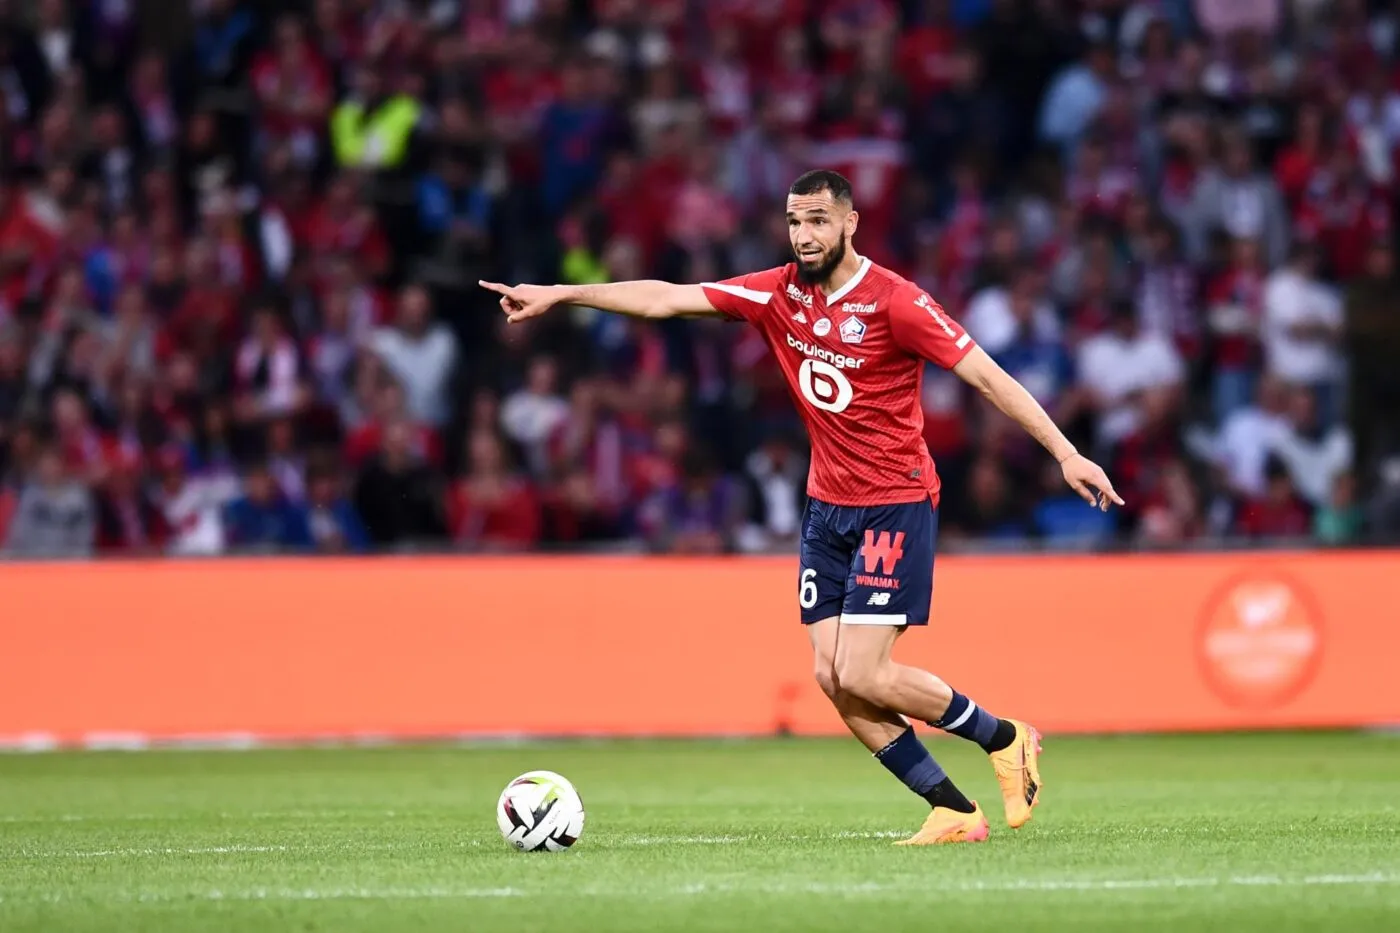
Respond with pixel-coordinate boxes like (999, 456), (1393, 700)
(700, 267), (785, 323)
(888, 286), (977, 369)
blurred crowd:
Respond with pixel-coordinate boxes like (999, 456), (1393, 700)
(1, 0), (1400, 559)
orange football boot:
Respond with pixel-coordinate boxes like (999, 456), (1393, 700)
(894, 802), (991, 846)
(989, 719), (1043, 828)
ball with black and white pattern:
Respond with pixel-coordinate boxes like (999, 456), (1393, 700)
(496, 770), (586, 852)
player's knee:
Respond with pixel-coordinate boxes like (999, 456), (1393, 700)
(833, 657), (889, 706)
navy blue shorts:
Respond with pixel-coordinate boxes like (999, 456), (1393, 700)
(798, 496), (939, 627)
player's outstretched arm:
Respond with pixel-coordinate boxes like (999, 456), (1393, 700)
(952, 346), (1125, 512)
(478, 280), (721, 323)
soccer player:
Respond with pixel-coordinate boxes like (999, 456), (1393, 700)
(480, 170), (1123, 845)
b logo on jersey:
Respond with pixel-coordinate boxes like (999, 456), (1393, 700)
(786, 284), (813, 307)
(787, 333), (862, 414)
(839, 317), (866, 344)
(797, 359), (853, 413)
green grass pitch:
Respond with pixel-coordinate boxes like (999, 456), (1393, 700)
(2, 732), (1398, 932)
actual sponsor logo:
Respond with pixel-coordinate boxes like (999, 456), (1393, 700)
(785, 332), (864, 369)
(915, 293), (957, 338)
(1197, 575), (1323, 708)
(813, 318), (832, 337)
(842, 301), (878, 314)
(786, 284), (813, 307)
(839, 317), (866, 344)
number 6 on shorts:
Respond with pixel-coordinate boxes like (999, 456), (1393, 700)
(799, 567), (819, 609)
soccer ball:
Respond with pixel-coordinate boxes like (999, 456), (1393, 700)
(496, 770), (585, 852)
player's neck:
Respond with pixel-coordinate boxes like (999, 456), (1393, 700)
(817, 252), (866, 298)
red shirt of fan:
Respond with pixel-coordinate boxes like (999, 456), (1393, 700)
(702, 258), (976, 507)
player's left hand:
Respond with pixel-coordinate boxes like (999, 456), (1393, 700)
(1061, 453), (1125, 512)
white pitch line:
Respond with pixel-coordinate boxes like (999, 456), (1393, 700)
(619, 835), (745, 846)
(6, 842), (418, 861)
(2, 874), (1397, 905)
(0, 809), (409, 824)
(2, 831), (900, 860)
(70, 845), (289, 858)
(192, 887), (526, 902)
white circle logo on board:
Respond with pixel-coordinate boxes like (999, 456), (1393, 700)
(813, 318), (832, 337)
(798, 359), (853, 413)
(1198, 575), (1323, 709)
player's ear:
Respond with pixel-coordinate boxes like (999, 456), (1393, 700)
(845, 209), (859, 237)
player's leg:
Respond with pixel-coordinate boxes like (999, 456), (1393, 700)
(830, 622), (988, 845)
(834, 626), (1043, 829)
(802, 507), (980, 842)
(831, 621), (954, 724)
(832, 622), (1019, 754)
(801, 509), (914, 753)
(808, 618), (984, 844)
(807, 616), (905, 752)
(837, 499), (1041, 830)
(834, 499), (966, 724)
(932, 688), (1043, 830)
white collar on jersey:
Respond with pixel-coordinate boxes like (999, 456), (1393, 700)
(824, 255), (871, 304)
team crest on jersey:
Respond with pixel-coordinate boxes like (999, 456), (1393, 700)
(813, 318), (832, 337)
(839, 317), (866, 344)
(785, 284), (813, 307)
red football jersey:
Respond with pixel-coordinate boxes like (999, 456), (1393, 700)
(702, 258), (976, 507)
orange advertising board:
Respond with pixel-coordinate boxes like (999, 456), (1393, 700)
(1, 551), (1398, 745)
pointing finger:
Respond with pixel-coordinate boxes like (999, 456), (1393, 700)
(478, 280), (515, 298)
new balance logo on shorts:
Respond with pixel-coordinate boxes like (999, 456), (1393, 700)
(866, 592), (892, 606)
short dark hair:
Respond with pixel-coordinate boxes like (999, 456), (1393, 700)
(789, 170), (854, 208)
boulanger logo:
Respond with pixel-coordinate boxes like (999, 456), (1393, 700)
(785, 332), (864, 369)
(1197, 575), (1323, 708)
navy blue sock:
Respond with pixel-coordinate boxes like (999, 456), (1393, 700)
(933, 691), (1016, 753)
(874, 726), (974, 812)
